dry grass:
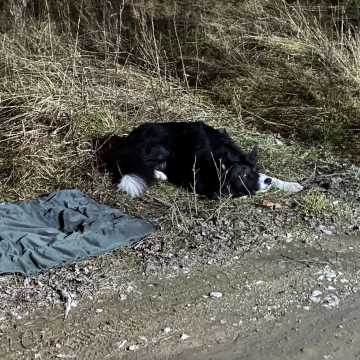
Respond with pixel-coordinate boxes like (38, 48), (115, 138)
(1, 3), (360, 347)
(0, 0), (358, 222)
(205, 1), (360, 149)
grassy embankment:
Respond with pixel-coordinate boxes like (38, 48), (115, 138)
(0, 0), (358, 204)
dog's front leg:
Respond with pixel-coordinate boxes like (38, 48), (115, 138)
(154, 170), (168, 181)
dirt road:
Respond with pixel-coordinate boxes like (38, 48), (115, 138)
(178, 294), (360, 360)
(1, 233), (360, 359)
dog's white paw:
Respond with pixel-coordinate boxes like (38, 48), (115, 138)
(117, 175), (147, 198)
(154, 170), (167, 181)
(272, 178), (303, 193)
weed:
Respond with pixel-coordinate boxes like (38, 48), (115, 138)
(297, 189), (330, 217)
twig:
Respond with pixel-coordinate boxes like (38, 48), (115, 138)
(144, 194), (172, 208)
(241, 109), (292, 128)
(301, 163), (317, 187)
(59, 289), (75, 320)
(280, 254), (333, 267)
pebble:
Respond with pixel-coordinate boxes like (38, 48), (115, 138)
(180, 333), (190, 341)
(209, 291), (223, 299)
(128, 344), (139, 351)
(326, 286), (337, 293)
(317, 267), (337, 282)
(310, 290), (322, 304)
(322, 294), (340, 309)
(316, 225), (336, 236)
(163, 327), (171, 334)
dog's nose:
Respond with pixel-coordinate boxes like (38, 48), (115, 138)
(264, 177), (272, 185)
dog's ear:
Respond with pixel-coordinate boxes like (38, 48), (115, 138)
(248, 145), (258, 165)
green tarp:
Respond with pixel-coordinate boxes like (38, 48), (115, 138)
(0, 190), (155, 276)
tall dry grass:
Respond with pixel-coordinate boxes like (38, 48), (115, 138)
(0, 0), (359, 200)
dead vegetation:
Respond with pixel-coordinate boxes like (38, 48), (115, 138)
(1, 4), (360, 358)
(0, 0), (359, 262)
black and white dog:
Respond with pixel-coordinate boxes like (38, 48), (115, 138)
(95, 121), (276, 199)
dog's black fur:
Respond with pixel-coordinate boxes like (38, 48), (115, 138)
(95, 121), (265, 199)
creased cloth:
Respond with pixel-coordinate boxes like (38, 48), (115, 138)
(0, 190), (155, 275)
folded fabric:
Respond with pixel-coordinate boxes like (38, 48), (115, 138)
(0, 190), (155, 275)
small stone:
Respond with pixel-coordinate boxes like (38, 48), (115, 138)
(209, 291), (223, 299)
(96, 308), (103, 313)
(163, 327), (171, 334)
(310, 290), (322, 304)
(128, 344), (139, 351)
(316, 225), (335, 236)
(180, 334), (190, 341)
(326, 286), (337, 293)
(285, 233), (293, 243)
(322, 294), (340, 309)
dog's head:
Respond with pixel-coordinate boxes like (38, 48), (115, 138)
(220, 145), (272, 197)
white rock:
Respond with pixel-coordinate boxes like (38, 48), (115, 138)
(209, 291), (223, 299)
(316, 225), (336, 236)
(310, 290), (322, 304)
(163, 327), (171, 334)
(317, 266), (337, 282)
(128, 344), (139, 351)
(322, 294), (340, 309)
(180, 333), (190, 341)
(326, 286), (337, 293)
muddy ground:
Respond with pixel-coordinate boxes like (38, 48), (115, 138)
(0, 153), (359, 359)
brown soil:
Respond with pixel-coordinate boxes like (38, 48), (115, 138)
(1, 231), (360, 359)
